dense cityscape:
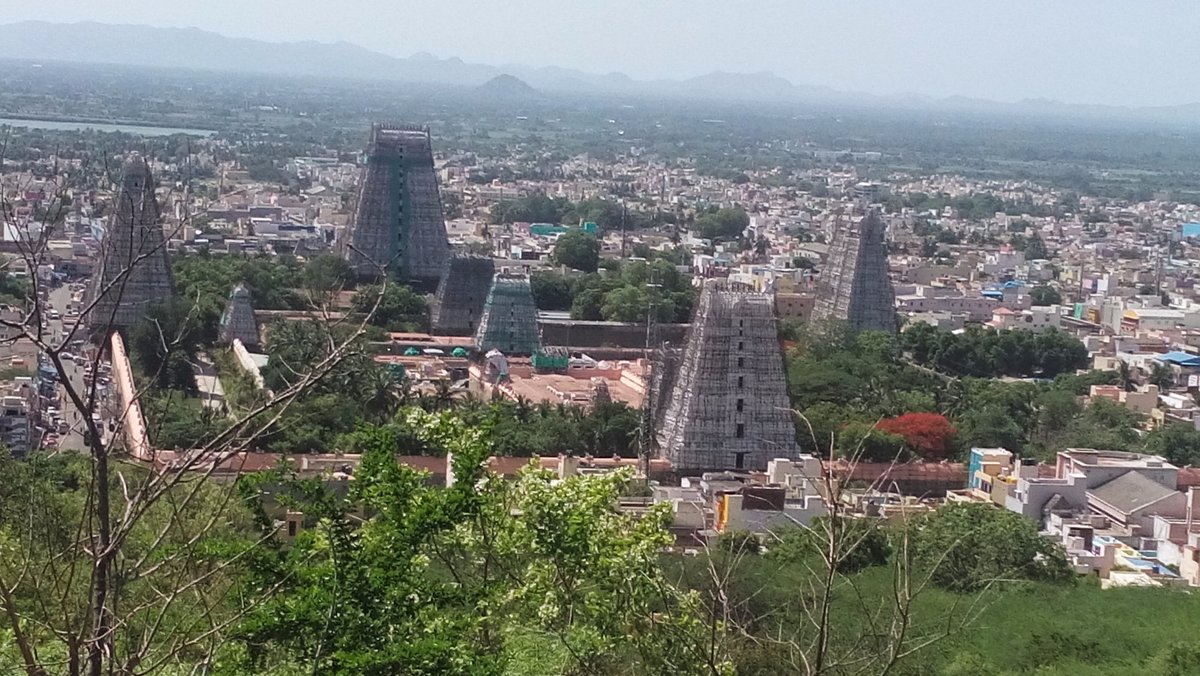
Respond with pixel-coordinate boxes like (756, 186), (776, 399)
(2, 12), (1200, 676)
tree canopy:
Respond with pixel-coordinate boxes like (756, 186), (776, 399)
(1030, 285), (1063, 306)
(693, 206), (750, 240)
(913, 503), (1073, 591)
(551, 230), (601, 272)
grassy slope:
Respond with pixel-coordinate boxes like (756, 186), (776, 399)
(667, 555), (1200, 675)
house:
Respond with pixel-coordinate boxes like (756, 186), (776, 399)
(1002, 449), (1180, 533)
(1088, 384), (1159, 415)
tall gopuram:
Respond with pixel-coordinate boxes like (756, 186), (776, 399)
(657, 280), (799, 472)
(812, 208), (897, 334)
(87, 157), (174, 336)
(343, 123), (450, 284)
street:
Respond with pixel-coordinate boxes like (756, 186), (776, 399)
(47, 283), (94, 453)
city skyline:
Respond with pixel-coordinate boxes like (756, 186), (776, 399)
(3, 1), (1199, 107)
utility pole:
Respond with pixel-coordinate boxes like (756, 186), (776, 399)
(620, 200), (628, 258)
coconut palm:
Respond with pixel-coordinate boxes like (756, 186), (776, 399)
(1116, 360), (1136, 392)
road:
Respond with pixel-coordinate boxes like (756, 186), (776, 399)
(46, 283), (92, 453)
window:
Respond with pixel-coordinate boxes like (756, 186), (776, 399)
(287, 520), (298, 537)
(736, 398), (744, 412)
(737, 357), (744, 368)
(737, 376), (744, 388)
(736, 423), (745, 438)
(734, 452), (747, 470)
(738, 341), (744, 350)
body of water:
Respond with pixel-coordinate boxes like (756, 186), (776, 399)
(0, 116), (216, 137)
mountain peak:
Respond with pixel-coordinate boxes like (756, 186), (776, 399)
(476, 74), (541, 100)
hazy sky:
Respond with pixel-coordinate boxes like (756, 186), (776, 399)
(4, 0), (1199, 106)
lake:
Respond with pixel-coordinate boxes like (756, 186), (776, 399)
(0, 116), (216, 137)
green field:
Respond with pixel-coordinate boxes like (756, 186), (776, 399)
(663, 553), (1200, 675)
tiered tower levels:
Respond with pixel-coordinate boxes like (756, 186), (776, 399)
(474, 274), (541, 356)
(431, 256), (495, 336)
(812, 209), (897, 333)
(658, 281), (799, 472)
(87, 158), (174, 335)
(345, 123), (450, 284)
(219, 283), (260, 348)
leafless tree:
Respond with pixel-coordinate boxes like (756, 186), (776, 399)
(683, 414), (990, 675)
(0, 133), (393, 675)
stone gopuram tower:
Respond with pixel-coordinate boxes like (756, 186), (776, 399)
(87, 157), (174, 336)
(218, 283), (260, 349)
(474, 273), (540, 356)
(431, 256), (495, 335)
(657, 280), (799, 472)
(344, 123), (450, 285)
(812, 209), (896, 334)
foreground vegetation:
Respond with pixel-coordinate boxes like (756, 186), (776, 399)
(5, 443), (1199, 675)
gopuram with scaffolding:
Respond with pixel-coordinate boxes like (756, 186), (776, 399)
(656, 280), (799, 472)
(431, 256), (496, 336)
(812, 208), (897, 333)
(342, 123), (450, 285)
(218, 283), (260, 349)
(474, 272), (541, 356)
(87, 156), (175, 337)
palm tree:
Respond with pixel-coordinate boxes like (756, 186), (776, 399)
(430, 379), (460, 411)
(361, 368), (408, 423)
(1149, 362), (1175, 391)
(1117, 361), (1136, 393)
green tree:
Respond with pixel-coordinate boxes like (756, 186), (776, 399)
(235, 411), (724, 674)
(956, 405), (1028, 454)
(126, 300), (202, 393)
(1029, 285), (1063, 306)
(1063, 398), (1143, 451)
(693, 207), (750, 240)
(352, 283), (429, 330)
(1144, 424), (1200, 467)
(529, 271), (573, 310)
(770, 518), (891, 574)
(1117, 360), (1137, 392)
(1021, 234), (1050, 260)
(913, 503), (1073, 591)
(0, 452), (262, 673)
(570, 287), (605, 321)
(837, 421), (905, 462)
(601, 285), (648, 323)
(551, 230), (601, 272)
(1149, 361), (1176, 390)
(301, 253), (354, 298)
(1035, 388), (1081, 444)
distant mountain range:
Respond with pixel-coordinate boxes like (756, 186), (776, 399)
(0, 21), (845, 103)
(0, 21), (1197, 122)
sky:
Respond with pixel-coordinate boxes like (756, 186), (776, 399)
(3, 0), (1199, 107)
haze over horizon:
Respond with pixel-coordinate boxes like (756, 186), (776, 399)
(2, 1), (1197, 108)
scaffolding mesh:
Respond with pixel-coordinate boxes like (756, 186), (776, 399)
(812, 208), (897, 333)
(219, 283), (260, 347)
(88, 158), (175, 334)
(344, 123), (450, 283)
(657, 280), (798, 471)
(431, 256), (495, 335)
(475, 274), (541, 355)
